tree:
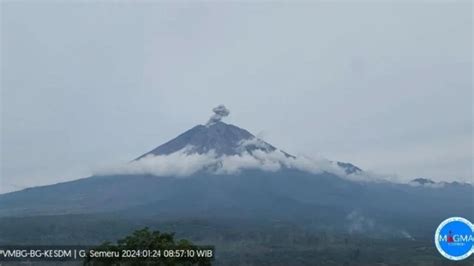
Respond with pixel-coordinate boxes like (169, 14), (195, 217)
(84, 227), (212, 266)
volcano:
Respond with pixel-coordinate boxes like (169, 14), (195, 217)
(0, 105), (472, 240)
(134, 105), (359, 176)
(136, 122), (277, 159)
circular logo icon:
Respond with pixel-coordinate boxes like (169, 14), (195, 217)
(434, 217), (474, 260)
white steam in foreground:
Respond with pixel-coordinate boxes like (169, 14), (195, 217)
(346, 210), (375, 233)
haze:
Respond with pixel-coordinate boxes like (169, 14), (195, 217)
(1, 2), (472, 193)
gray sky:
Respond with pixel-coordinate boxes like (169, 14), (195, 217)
(1, 1), (472, 193)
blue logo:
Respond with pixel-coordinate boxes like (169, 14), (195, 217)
(434, 217), (474, 260)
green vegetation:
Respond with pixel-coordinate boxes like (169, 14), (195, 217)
(84, 228), (212, 266)
(1, 215), (473, 265)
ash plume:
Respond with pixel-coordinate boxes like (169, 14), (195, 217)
(207, 105), (230, 125)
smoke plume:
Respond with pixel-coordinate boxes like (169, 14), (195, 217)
(207, 105), (230, 125)
(346, 210), (375, 233)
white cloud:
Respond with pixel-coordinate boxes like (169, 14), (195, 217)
(97, 146), (218, 177)
(96, 141), (400, 185)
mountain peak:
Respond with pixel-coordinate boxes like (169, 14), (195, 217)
(411, 178), (435, 185)
(136, 121), (278, 159)
(134, 105), (362, 176)
(136, 105), (280, 159)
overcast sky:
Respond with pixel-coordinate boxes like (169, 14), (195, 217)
(1, 1), (472, 193)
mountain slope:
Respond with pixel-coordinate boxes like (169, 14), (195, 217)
(1, 105), (472, 238)
(0, 170), (472, 238)
(136, 122), (276, 160)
